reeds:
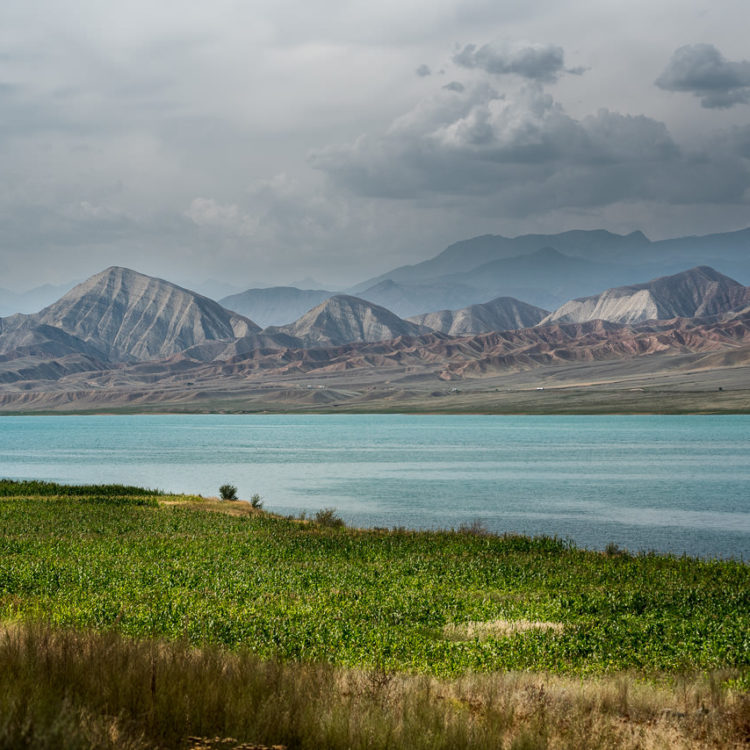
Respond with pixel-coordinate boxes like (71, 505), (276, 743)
(1, 622), (747, 750)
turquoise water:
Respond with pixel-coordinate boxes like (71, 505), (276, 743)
(1, 414), (748, 559)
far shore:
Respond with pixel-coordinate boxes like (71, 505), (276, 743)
(1, 383), (749, 416)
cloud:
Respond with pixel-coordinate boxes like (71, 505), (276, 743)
(186, 198), (258, 237)
(415, 64), (432, 77)
(453, 41), (569, 83)
(442, 81), (465, 92)
(655, 44), (750, 108)
(310, 81), (750, 216)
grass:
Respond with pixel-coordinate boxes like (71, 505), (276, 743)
(0, 491), (748, 676)
(0, 485), (748, 748)
(1, 622), (748, 750)
(0, 479), (163, 497)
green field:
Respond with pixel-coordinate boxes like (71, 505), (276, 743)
(2, 482), (749, 749)
(1, 482), (748, 677)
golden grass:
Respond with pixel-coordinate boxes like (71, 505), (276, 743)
(1, 621), (748, 749)
(159, 495), (263, 517)
(442, 619), (565, 641)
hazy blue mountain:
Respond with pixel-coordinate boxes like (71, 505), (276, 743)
(0, 279), (80, 317)
(445, 247), (640, 309)
(349, 229), (651, 292)
(289, 276), (331, 290)
(625, 228), (750, 283)
(0, 288), (14, 318)
(356, 279), (485, 318)
(219, 287), (334, 327)
(348, 228), (750, 313)
(409, 297), (549, 335)
(541, 266), (750, 325)
(189, 278), (248, 301)
(357, 248), (653, 312)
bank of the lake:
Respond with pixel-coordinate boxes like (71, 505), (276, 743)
(1, 414), (748, 558)
(1, 484), (748, 749)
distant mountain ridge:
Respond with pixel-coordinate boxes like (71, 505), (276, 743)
(265, 294), (429, 347)
(1, 260), (749, 400)
(1, 267), (260, 364)
(409, 297), (548, 335)
(352, 227), (750, 290)
(219, 287), (334, 327)
(541, 266), (750, 326)
(347, 227), (750, 314)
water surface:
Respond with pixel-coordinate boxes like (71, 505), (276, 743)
(1, 414), (748, 559)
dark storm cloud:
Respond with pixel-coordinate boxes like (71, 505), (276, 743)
(310, 83), (750, 217)
(732, 125), (750, 159)
(655, 44), (750, 108)
(453, 41), (568, 83)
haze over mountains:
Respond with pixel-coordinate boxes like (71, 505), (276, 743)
(219, 287), (334, 328)
(5, 227), (749, 325)
(0, 226), (749, 411)
(347, 228), (750, 316)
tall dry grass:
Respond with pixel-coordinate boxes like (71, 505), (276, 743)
(1, 622), (748, 749)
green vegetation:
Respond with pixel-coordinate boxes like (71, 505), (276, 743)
(313, 506), (345, 528)
(1, 490), (748, 678)
(219, 483), (238, 500)
(1, 486), (749, 748)
(0, 478), (162, 497)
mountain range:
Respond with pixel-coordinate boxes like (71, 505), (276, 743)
(0, 267), (259, 366)
(5, 227), (749, 325)
(409, 297), (549, 335)
(219, 287), (334, 328)
(0, 227), (749, 411)
(346, 227), (750, 315)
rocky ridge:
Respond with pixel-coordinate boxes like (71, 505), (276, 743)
(409, 297), (548, 336)
(264, 294), (430, 348)
(541, 267), (750, 326)
(29, 266), (260, 362)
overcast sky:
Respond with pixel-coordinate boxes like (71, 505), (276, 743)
(1, 0), (749, 291)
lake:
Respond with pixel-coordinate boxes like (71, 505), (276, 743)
(0, 414), (748, 559)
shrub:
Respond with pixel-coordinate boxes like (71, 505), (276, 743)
(314, 508), (345, 528)
(457, 519), (489, 536)
(250, 493), (263, 509)
(219, 484), (238, 501)
(605, 542), (630, 558)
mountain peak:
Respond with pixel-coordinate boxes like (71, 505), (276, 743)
(541, 266), (749, 326)
(35, 267), (260, 362)
(269, 294), (429, 347)
(409, 296), (549, 335)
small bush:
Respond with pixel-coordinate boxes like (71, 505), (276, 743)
(250, 493), (263, 509)
(605, 542), (630, 558)
(314, 508), (345, 528)
(219, 484), (238, 501)
(457, 519), (490, 536)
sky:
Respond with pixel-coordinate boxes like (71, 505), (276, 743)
(1, 0), (749, 291)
